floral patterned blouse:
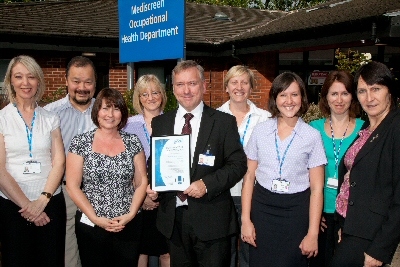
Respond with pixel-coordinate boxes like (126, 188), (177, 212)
(336, 128), (372, 217)
(69, 129), (143, 219)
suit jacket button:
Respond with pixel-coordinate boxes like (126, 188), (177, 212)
(350, 182), (356, 187)
(349, 201), (354, 206)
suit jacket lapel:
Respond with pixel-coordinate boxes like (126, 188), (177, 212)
(191, 105), (215, 177)
(353, 109), (398, 166)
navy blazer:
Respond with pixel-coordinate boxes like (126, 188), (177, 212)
(343, 108), (400, 263)
(151, 104), (247, 241)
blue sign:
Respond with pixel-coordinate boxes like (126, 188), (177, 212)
(118, 0), (185, 63)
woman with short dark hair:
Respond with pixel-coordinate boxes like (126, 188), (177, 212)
(66, 87), (148, 266)
(331, 62), (400, 267)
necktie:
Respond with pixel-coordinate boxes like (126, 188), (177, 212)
(181, 113), (194, 135)
(177, 113), (193, 202)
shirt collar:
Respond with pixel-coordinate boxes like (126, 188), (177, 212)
(264, 117), (306, 138)
(177, 101), (204, 119)
(219, 99), (262, 117)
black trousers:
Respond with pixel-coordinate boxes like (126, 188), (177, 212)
(0, 193), (66, 267)
(309, 212), (339, 267)
(75, 210), (142, 267)
(168, 206), (231, 267)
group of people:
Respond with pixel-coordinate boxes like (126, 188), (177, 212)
(0, 55), (399, 267)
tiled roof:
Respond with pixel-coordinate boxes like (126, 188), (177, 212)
(0, 0), (285, 45)
(230, 0), (400, 42)
(0, 0), (398, 47)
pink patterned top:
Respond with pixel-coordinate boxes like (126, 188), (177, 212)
(336, 128), (372, 217)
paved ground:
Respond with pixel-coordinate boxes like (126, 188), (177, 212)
(1, 244), (400, 266)
(389, 244), (400, 267)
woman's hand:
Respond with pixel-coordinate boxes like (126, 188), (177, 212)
(33, 212), (51, 226)
(142, 196), (159, 211)
(19, 196), (49, 221)
(364, 253), (383, 267)
(94, 216), (122, 232)
(146, 185), (158, 201)
(241, 220), (257, 247)
(299, 233), (318, 258)
(110, 212), (137, 232)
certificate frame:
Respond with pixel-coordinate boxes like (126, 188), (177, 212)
(151, 134), (191, 192)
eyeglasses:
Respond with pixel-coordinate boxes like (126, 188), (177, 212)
(174, 81), (200, 89)
(140, 91), (161, 99)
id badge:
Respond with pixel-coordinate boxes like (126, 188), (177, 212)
(327, 177), (338, 189)
(23, 161), (41, 174)
(271, 179), (289, 193)
(198, 154), (215, 166)
(80, 213), (95, 227)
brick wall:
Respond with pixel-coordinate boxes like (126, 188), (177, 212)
(36, 57), (68, 100)
(189, 51), (277, 110)
(109, 53), (128, 94)
(15, 51), (276, 108)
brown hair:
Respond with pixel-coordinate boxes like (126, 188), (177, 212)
(319, 70), (360, 118)
(268, 72), (308, 118)
(91, 88), (128, 130)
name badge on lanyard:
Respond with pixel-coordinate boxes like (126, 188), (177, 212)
(16, 105), (42, 174)
(23, 161), (41, 174)
(271, 178), (290, 193)
(329, 116), (349, 189)
(272, 131), (296, 193)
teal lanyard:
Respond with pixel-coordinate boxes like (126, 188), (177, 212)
(142, 123), (150, 145)
(329, 116), (349, 177)
(240, 114), (251, 146)
(15, 105), (36, 158)
(274, 131), (295, 178)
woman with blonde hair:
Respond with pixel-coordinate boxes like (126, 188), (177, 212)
(0, 55), (66, 266)
(217, 65), (270, 267)
(124, 74), (170, 267)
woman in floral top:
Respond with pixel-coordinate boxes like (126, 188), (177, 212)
(331, 62), (400, 267)
(66, 88), (148, 267)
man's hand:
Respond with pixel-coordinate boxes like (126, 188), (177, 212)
(364, 253), (383, 267)
(184, 180), (206, 198)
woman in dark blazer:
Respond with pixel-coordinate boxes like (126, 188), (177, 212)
(331, 61), (400, 267)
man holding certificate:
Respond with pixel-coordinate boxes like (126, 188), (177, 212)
(147, 60), (247, 267)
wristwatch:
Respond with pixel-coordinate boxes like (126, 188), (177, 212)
(41, 192), (52, 199)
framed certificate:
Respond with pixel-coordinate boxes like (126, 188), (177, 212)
(151, 135), (191, 192)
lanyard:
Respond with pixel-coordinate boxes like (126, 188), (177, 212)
(240, 114), (251, 146)
(142, 123), (150, 145)
(15, 105), (36, 158)
(274, 131), (295, 178)
(330, 116), (349, 177)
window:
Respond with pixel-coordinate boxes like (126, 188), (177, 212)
(0, 59), (9, 94)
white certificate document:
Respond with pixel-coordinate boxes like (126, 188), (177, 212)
(151, 135), (191, 192)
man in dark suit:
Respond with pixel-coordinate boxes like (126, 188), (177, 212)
(147, 60), (247, 267)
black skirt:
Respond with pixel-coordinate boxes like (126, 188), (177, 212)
(139, 209), (169, 255)
(249, 182), (310, 267)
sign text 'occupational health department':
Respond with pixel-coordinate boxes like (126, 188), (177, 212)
(118, 0), (185, 63)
